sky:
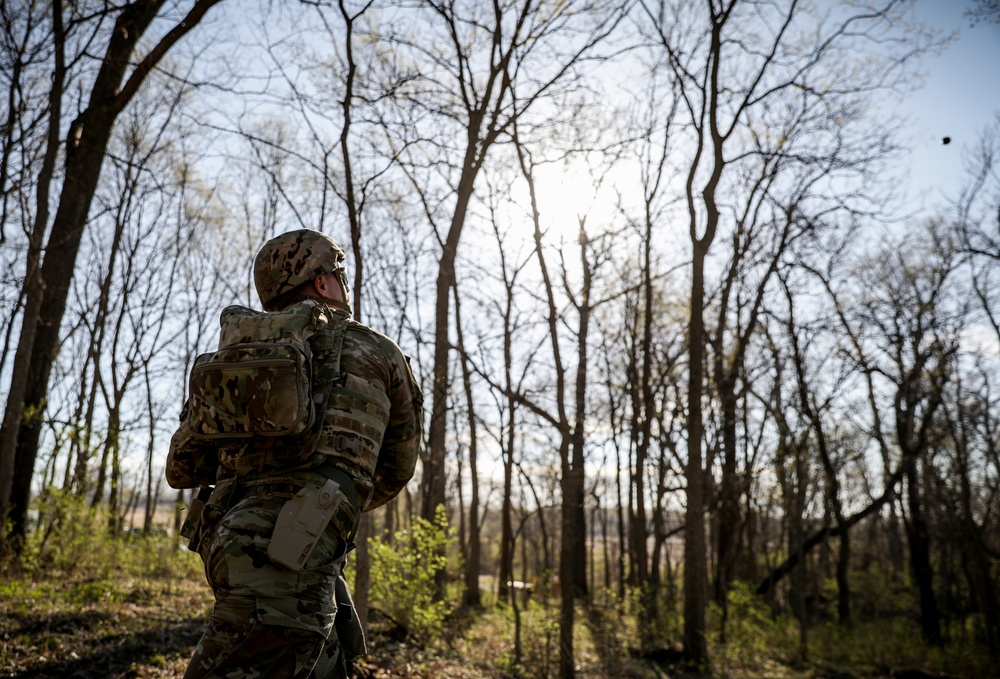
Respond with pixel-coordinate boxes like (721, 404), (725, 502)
(897, 0), (1000, 210)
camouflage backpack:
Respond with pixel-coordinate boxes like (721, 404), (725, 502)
(183, 300), (348, 473)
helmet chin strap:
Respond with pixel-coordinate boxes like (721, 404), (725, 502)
(313, 266), (352, 315)
(335, 268), (350, 301)
(333, 267), (352, 315)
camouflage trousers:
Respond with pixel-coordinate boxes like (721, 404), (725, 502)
(183, 490), (350, 679)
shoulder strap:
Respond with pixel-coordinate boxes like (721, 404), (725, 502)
(310, 315), (350, 387)
(305, 315), (352, 449)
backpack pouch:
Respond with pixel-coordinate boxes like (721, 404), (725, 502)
(188, 339), (314, 440)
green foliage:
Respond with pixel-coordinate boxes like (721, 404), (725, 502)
(712, 583), (798, 669)
(587, 594), (634, 677)
(510, 599), (559, 678)
(851, 565), (916, 619)
(368, 505), (455, 646)
(812, 618), (995, 679)
(624, 583), (678, 650)
(9, 486), (202, 589)
(697, 581), (996, 679)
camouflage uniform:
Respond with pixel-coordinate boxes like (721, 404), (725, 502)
(167, 230), (423, 679)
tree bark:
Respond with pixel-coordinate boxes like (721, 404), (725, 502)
(903, 453), (942, 645)
(422, 154), (478, 520)
(684, 242), (710, 665)
(498, 273), (517, 605)
(454, 287), (482, 609)
(568, 221), (592, 599)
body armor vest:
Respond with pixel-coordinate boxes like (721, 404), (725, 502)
(317, 372), (391, 477)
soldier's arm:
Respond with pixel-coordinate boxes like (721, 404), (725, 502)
(165, 413), (219, 489)
(367, 346), (423, 511)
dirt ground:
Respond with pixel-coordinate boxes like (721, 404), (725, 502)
(2, 572), (954, 679)
(0, 578), (543, 679)
(1, 579), (208, 679)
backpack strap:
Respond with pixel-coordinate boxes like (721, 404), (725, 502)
(308, 318), (365, 542)
(309, 314), (350, 406)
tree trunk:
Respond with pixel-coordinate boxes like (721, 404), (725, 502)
(714, 377), (741, 617)
(615, 420), (627, 599)
(499, 382), (515, 605)
(756, 465), (906, 596)
(559, 436), (576, 679)
(683, 243), (709, 665)
(455, 287), (482, 609)
(353, 513), (373, 637)
(903, 454), (942, 645)
(568, 223), (592, 599)
(787, 291), (853, 626)
(422, 141), (482, 522)
(955, 405), (1000, 653)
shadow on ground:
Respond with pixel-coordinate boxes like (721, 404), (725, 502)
(5, 610), (205, 679)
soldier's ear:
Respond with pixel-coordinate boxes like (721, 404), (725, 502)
(312, 275), (328, 296)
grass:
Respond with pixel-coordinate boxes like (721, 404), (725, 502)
(2, 502), (994, 678)
(4, 557), (993, 679)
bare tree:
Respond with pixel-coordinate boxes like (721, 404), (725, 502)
(364, 0), (628, 524)
(766, 266), (862, 630)
(849, 225), (962, 645)
(451, 282), (485, 608)
(0, 1), (57, 379)
(0, 0), (224, 556)
(510, 123), (626, 678)
(634, 0), (937, 661)
(940, 360), (1000, 653)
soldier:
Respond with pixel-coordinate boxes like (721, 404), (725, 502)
(166, 229), (423, 678)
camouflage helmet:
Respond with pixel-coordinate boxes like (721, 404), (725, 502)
(254, 229), (347, 311)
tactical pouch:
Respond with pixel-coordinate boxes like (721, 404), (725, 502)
(180, 486), (213, 552)
(183, 477), (238, 553)
(203, 477), (239, 523)
(182, 302), (351, 474)
(268, 478), (350, 572)
(188, 339), (315, 439)
(334, 573), (367, 660)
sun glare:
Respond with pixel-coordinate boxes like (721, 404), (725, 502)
(520, 160), (627, 244)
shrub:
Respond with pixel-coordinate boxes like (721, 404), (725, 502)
(9, 486), (202, 586)
(713, 582), (798, 669)
(368, 505), (454, 646)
